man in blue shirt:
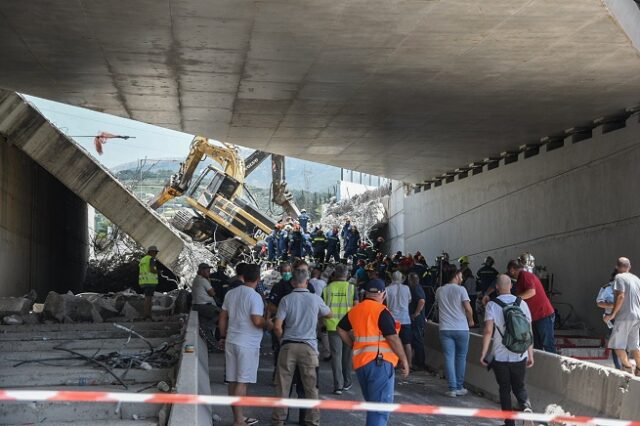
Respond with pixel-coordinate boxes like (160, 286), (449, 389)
(298, 209), (310, 233)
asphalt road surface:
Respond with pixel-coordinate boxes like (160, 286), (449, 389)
(208, 343), (503, 426)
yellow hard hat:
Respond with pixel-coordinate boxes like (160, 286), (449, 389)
(458, 255), (469, 265)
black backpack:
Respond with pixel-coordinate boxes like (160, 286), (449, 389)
(494, 298), (533, 354)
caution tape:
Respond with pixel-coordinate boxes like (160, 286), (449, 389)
(0, 389), (638, 425)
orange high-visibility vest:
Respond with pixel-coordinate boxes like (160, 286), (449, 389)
(348, 299), (399, 369)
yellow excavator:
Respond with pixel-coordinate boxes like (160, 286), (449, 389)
(149, 136), (299, 260)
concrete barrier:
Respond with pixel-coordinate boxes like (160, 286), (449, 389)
(424, 321), (640, 419)
(168, 313), (213, 426)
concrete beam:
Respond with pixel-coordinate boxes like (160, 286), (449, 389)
(0, 90), (184, 270)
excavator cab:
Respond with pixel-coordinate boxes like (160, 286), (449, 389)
(172, 165), (274, 259)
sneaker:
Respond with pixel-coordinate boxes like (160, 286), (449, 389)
(333, 389), (343, 395)
(343, 383), (353, 391)
(455, 388), (468, 396)
(445, 390), (457, 398)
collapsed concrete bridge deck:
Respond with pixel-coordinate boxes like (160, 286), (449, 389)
(0, 90), (185, 297)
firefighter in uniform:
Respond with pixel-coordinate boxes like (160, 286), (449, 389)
(139, 245), (159, 320)
(312, 229), (327, 264)
(337, 279), (409, 426)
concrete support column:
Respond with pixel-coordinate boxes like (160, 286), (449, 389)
(0, 139), (88, 298)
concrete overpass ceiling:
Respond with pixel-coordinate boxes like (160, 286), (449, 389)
(0, 0), (639, 182)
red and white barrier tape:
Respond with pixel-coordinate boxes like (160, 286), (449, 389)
(0, 389), (637, 425)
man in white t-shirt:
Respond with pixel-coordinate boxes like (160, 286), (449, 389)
(480, 274), (534, 426)
(191, 263), (219, 345)
(604, 257), (640, 373)
(218, 264), (273, 426)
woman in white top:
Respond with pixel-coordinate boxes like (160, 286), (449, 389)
(435, 264), (474, 397)
(386, 271), (413, 368)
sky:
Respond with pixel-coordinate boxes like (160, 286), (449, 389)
(24, 95), (195, 169)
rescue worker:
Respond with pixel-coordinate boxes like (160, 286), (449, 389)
(325, 226), (341, 263)
(267, 228), (277, 261)
(322, 264), (357, 394)
(458, 255), (472, 275)
(303, 231), (314, 258)
(312, 228), (327, 264)
(211, 261), (230, 307)
(344, 225), (361, 260)
(477, 256), (499, 295)
(278, 225), (290, 261)
(518, 252), (536, 273)
(288, 224), (305, 259)
(341, 217), (352, 241)
(337, 279), (409, 426)
(298, 208), (310, 233)
(275, 224), (285, 259)
(139, 245), (159, 320)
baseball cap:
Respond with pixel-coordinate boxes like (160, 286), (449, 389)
(366, 279), (386, 293)
(198, 262), (212, 270)
(148, 245), (159, 253)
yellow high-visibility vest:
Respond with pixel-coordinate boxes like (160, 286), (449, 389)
(323, 280), (355, 331)
(139, 255), (158, 286)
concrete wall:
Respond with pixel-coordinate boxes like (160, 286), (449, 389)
(0, 139), (88, 298)
(397, 114), (640, 333)
(424, 322), (640, 420)
(386, 181), (405, 255)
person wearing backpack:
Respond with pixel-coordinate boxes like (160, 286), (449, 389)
(480, 274), (534, 426)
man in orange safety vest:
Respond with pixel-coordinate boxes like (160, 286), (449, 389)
(337, 278), (409, 426)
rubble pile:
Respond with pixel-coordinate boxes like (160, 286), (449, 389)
(1, 289), (187, 325)
(319, 185), (391, 242)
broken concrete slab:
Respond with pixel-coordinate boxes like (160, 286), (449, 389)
(0, 295), (33, 317)
(43, 291), (101, 323)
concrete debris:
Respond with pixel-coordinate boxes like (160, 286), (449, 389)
(43, 291), (100, 323)
(320, 186), (390, 242)
(2, 314), (23, 325)
(25, 290), (181, 324)
(121, 301), (140, 321)
(0, 293), (34, 317)
(78, 293), (120, 319)
(173, 239), (217, 288)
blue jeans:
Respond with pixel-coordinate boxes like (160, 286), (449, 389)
(355, 360), (395, 426)
(439, 330), (469, 391)
(532, 314), (556, 353)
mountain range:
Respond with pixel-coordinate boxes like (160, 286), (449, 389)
(112, 151), (342, 193)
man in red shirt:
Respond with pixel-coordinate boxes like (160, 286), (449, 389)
(507, 260), (557, 353)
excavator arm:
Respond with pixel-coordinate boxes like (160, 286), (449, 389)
(149, 136), (245, 209)
(271, 154), (301, 219)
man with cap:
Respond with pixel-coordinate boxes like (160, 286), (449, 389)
(337, 279), (409, 426)
(191, 262), (220, 346)
(139, 246), (159, 320)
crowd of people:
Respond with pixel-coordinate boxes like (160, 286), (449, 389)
(138, 216), (640, 426)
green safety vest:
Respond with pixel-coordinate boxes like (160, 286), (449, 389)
(323, 281), (356, 331)
(139, 255), (158, 286)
